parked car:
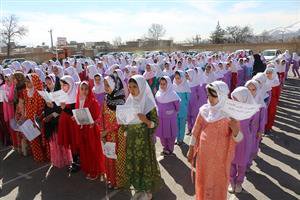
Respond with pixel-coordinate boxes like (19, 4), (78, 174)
(70, 54), (86, 59)
(261, 49), (281, 62)
(1, 58), (26, 67)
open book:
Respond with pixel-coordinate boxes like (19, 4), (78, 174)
(37, 90), (68, 106)
(116, 105), (142, 125)
(72, 108), (94, 125)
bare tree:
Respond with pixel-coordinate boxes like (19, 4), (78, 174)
(112, 36), (122, 47)
(186, 34), (201, 44)
(147, 23), (166, 41)
(225, 25), (253, 43)
(1, 15), (27, 58)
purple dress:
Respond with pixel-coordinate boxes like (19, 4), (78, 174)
(94, 92), (105, 111)
(222, 71), (231, 88)
(249, 107), (266, 160)
(187, 86), (201, 131)
(230, 118), (252, 184)
(237, 68), (245, 86)
(156, 100), (180, 152)
(197, 84), (207, 108)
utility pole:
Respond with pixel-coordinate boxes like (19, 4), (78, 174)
(49, 29), (53, 52)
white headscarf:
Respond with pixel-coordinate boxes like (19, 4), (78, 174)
(2, 68), (13, 77)
(87, 65), (99, 80)
(125, 75), (156, 114)
(186, 69), (199, 87)
(61, 75), (77, 104)
(143, 64), (156, 80)
(34, 68), (46, 82)
(199, 81), (229, 122)
(64, 67), (80, 82)
(264, 67), (280, 87)
(292, 52), (300, 62)
(155, 76), (181, 104)
(173, 70), (191, 93)
(22, 61), (33, 74)
(92, 73), (105, 94)
(104, 76), (115, 90)
(231, 86), (256, 104)
(245, 80), (265, 107)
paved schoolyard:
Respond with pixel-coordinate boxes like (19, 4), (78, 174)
(0, 77), (299, 200)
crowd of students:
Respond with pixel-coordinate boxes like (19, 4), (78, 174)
(0, 49), (298, 200)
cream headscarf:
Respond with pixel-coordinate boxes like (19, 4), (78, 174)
(125, 75), (156, 114)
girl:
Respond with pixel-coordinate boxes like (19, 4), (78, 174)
(173, 70), (191, 145)
(57, 75), (80, 172)
(92, 73), (105, 112)
(143, 64), (159, 94)
(229, 86), (256, 193)
(24, 73), (49, 162)
(64, 66), (81, 82)
(114, 69), (129, 98)
(124, 75), (162, 199)
(12, 72), (28, 155)
(43, 74), (72, 168)
(75, 81), (106, 180)
(245, 80), (265, 169)
(100, 75), (126, 188)
(290, 52), (300, 78)
(186, 69), (201, 135)
(264, 67), (281, 134)
(0, 73), (10, 146)
(155, 76), (180, 155)
(2, 69), (15, 146)
(187, 81), (242, 200)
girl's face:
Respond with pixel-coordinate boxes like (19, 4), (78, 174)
(94, 76), (101, 85)
(165, 64), (169, 70)
(13, 77), (17, 85)
(205, 66), (211, 73)
(185, 73), (190, 81)
(266, 71), (273, 80)
(61, 82), (70, 93)
(45, 78), (54, 90)
(128, 81), (139, 97)
(104, 79), (113, 94)
(25, 79), (33, 89)
(124, 68), (129, 74)
(53, 67), (59, 76)
(146, 65), (151, 72)
(247, 83), (257, 96)
(207, 93), (218, 106)
(80, 83), (89, 97)
(4, 76), (11, 84)
(174, 74), (182, 85)
(159, 79), (167, 91)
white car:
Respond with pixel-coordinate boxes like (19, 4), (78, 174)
(261, 49), (281, 62)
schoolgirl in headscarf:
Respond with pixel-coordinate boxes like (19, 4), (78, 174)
(155, 76), (180, 155)
(57, 75), (80, 172)
(23, 73), (48, 162)
(229, 86), (256, 193)
(123, 75), (162, 199)
(100, 74), (125, 189)
(74, 81), (105, 180)
(173, 70), (191, 145)
(43, 74), (72, 168)
(143, 63), (159, 94)
(187, 81), (242, 200)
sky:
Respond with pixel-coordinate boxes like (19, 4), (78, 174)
(1, 0), (300, 46)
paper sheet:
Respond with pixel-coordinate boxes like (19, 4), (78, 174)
(37, 90), (68, 106)
(222, 99), (260, 121)
(18, 119), (41, 141)
(72, 108), (94, 125)
(101, 142), (117, 159)
(116, 105), (142, 125)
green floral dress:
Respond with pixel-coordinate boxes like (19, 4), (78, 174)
(124, 108), (162, 192)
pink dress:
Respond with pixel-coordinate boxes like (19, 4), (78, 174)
(192, 115), (236, 200)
